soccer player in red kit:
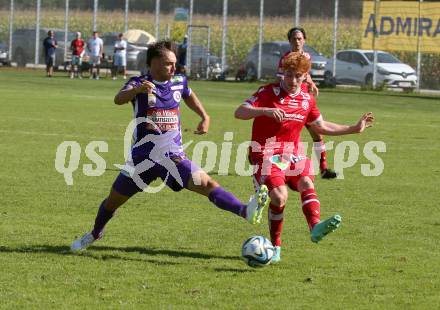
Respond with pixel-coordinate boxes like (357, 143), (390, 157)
(277, 27), (337, 179)
(235, 52), (374, 263)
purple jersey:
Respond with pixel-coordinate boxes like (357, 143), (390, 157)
(122, 73), (192, 159)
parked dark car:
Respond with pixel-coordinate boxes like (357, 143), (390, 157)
(188, 44), (228, 80)
(243, 41), (328, 82)
(11, 28), (75, 68)
(0, 42), (10, 66)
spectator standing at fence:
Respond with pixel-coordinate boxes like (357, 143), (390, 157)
(112, 33), (128, 80)
(43, 30), (57, 77)
(87, 31), (103, 80)
(176, 35), (188, 74)
(70, 32), (85, 79)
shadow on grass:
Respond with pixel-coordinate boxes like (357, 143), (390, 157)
(93, 245), (240, 261)
(213, 267), (254, 273)
(0, 244), (175, 265)
(0, 244), (240, 264)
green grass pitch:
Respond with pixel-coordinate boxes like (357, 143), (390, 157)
(0, 69), (439, 308)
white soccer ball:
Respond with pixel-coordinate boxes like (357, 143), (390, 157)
(241, 235), (275, 267)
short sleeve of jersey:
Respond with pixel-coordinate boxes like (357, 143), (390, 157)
(243, 85), (266, 107)
(121, 76), (141, 91)
(306, 95), (321, 124)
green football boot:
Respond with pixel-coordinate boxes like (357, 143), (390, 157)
(310, 214), (342, 243)
(271, 246), (281, 264)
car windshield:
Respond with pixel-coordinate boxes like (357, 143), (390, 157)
(103, 35), (117, 45)
(303, 45), (320, 56)
(364, 52), (401, 63)
(54, 32), (76, 42)
(281, 44), (291, 54)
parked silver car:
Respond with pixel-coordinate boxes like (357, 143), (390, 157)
(11, 28), (75, 68)
(243, 41), (328, 81)
(324, 49), (417, 90)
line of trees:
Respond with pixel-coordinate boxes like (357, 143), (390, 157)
(0, 0), (364, 18)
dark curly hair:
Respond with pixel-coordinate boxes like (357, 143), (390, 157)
(287, 27), (306, 40)
(146, 40), (177, 67)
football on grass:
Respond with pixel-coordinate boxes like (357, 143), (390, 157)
(241, 235), (275, 267)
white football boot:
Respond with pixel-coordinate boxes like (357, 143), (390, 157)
(70, 232), (96, 252)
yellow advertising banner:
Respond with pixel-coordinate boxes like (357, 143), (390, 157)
(361, 1), (440, 52)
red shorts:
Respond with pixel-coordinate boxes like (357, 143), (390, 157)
(252, 155), (315, 192)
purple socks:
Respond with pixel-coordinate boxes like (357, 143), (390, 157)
(91, 200), (115, 239)
(208, 187), (246, 217)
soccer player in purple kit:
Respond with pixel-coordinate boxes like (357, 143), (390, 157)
(71, 40), (269, 252)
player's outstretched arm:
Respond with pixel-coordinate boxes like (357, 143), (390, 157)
(235, 104), (285, 123)
(183, 92), (210, 135)
(114, 80), (155, 105)
(310, 112), (374, 136)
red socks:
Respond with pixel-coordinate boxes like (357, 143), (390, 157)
(269, 189), (321, 244)
(313, 140), (328, 172)
(268, 203), (285, 247)
(301, 188), (321, 230)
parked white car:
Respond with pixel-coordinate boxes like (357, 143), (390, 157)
(324, 49), (417, 90)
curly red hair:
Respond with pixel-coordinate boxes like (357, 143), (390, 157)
(281, 52), (311, 74)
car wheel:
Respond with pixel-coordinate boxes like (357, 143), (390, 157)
(15, 49), (26, 67)
(246, 65), (257, 81)
(365, 74), (373, 87)
(323, 71), (336, 88)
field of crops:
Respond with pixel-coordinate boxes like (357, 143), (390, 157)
(0, 9), (439, 88)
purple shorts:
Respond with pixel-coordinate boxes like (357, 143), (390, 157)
(112, 157), (200, 197)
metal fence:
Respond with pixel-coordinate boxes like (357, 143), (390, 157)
(0, 0), (439, 90)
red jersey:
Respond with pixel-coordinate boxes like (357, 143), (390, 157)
(244, 82), (321, 161)
(71, 39), (85, 56)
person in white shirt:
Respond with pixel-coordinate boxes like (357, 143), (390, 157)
(112, 33), (128, 80)
(87, 31), (103, 79)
